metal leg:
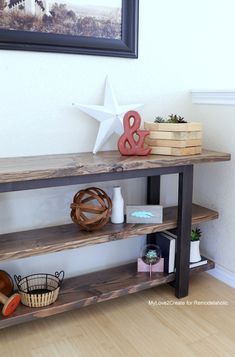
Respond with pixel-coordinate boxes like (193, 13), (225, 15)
(147, 176), (160, 205)
(175, 165), (193, 298)
(146, 176), (160, 246)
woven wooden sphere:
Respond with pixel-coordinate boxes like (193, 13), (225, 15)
(70, 187), (112, 231)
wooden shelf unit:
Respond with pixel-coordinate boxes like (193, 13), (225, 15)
(0, 149), (230, 192)
(0, 260), (215, 330)
(0, 149), (230, 329)
(0, 204), (218, 262)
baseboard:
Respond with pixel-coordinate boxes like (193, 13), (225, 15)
(207, 264), (235, 288)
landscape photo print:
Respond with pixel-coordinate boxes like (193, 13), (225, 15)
(0, 0), (139, 57)
(0, 0), (122, 39)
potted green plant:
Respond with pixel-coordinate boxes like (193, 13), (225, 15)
(190, 228), (202, 263)
(144, 114), (202, 156)
(145, 114), (202, 132)
(155, 114), (187, 124)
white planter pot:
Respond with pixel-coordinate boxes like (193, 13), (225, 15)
(190, 240), (201, 263)
(111, 186), (124, 224)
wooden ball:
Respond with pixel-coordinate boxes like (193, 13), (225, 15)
(70, 187), (112, 231)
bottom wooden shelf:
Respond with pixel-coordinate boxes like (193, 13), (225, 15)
(0, 260), (215, 329)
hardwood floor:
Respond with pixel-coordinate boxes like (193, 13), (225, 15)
(0, 273), (234, 357)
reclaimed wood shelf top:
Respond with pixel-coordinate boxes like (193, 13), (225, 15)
(0, 204), (218, 262)
(0, 259), (215, 329)
(0, 149), (230, 184)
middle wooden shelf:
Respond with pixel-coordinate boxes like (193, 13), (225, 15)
(0, 204), (218, 262)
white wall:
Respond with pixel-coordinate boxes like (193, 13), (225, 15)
(192, 106), (234, 274)
(0, 0), (234, 279)
(188, 0), (235, 275)
(0, 0), (186, 279)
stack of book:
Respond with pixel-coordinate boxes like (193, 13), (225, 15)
(156, 231), (208, 273)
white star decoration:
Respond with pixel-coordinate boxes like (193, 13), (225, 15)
(76, 77), (143, 154)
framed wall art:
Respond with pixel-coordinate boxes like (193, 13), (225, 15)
(0, 0), (139, 57)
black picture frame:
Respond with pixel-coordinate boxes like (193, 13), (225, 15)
(0, 0), (139, 58)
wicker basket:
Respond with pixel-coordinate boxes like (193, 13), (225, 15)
(14, 271), (64, 308)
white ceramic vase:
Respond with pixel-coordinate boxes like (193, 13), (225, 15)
(111, 186), (124, 224)
(190, 240), (201, 263)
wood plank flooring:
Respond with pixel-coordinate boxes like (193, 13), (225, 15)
(0, 273), (234, 357)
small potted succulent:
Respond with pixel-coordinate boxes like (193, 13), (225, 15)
(144, 114), (202, 156)
(144, 113), (202, 132)
(190, 228), (202, 263)
(142, 245), (161, 278)
(155, 114), (187, 124)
